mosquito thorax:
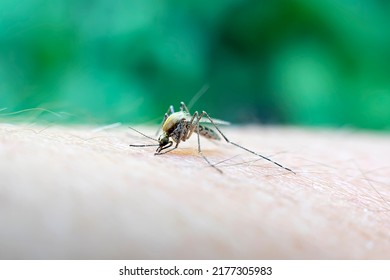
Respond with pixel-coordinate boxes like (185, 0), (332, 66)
(162, 111), (186, 133)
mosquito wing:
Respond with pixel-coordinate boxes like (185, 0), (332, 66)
(199, 117), (230, 126)
(180, 111), (229, 126)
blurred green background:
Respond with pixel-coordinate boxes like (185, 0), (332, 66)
(1, 0), (390, 129)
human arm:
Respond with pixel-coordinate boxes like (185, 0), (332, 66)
(0, 124), (389, 259)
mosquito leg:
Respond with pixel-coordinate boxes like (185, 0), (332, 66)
(180, 102), (190, 113)
(155, 140), (179, 155)
(183, 111), (199, 140)
(187, 84), (209, 109)
(191, 114), (223, 173)
(155, 146), (178, 155)
(198, 111), (296, 174)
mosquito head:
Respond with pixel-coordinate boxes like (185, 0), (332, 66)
(156, 133), (173, 153)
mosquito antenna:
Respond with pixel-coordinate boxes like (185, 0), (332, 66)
(128, 126), (159, 142)
(129, 144), (160, 147)
(188, 84), (209, 110)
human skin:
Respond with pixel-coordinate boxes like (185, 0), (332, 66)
(0, 123), (389, 259)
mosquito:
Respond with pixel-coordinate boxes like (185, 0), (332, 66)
(129, 102), (295, 174)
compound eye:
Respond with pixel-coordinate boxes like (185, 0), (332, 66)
(159, 135), (169, 146)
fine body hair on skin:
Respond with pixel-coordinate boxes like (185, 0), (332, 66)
(0, 123), (390, 259)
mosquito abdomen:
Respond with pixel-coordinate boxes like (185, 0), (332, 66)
(197, 125), (220, 140)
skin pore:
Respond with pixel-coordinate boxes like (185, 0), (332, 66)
(0, 123), (389, 259)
